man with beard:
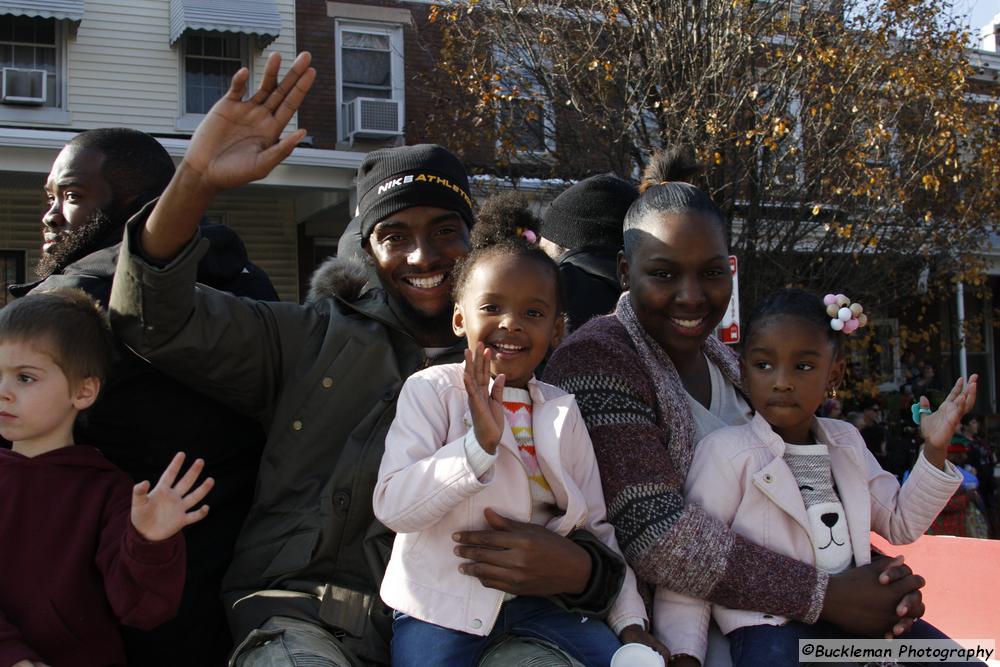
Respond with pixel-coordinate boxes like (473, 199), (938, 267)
(110, 53), (630, 666)
(8, 127), (279, 666)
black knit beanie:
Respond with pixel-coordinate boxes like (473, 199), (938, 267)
(541, 174), (639, 251)
(356, 144), (474, 241)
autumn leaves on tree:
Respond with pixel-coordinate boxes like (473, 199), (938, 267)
(426, 0), (999, 321)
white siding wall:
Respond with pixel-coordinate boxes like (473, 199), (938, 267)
(11, 0), (297, 133)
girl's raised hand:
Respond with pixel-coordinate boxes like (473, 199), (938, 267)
(131, 452), (214, 542)
(919, 374), (978, 458)
(462, 343), (506, 455)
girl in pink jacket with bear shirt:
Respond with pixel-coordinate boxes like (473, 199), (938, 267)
(656, 288), (977, 667)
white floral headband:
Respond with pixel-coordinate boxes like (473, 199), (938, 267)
(824, 293), (867, 334)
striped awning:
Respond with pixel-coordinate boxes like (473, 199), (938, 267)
(0, 1), (84, 23)
(169, 0), (282, 48)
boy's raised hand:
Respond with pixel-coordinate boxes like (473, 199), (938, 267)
(919, 374), (978, 467)
(183, 51), (314, 193)
(131, 453), (214, 542)
(462, 343), (506, 455)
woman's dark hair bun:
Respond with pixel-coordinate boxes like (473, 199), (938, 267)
(639, 146), (703, 194)
(471, 191), (540, 250)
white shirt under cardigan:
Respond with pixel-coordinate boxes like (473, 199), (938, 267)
(685, 355), (752, 444)
(653, 412), (964, 664)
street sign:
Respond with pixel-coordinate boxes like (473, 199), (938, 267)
(717, 255), (740, 344)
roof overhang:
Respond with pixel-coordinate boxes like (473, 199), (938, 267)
(0, 1), (83, 24)
(169, 0), (282, 48)
(0, 128), (363, 191)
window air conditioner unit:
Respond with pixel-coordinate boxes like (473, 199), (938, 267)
(343, 97), (402, 140)
(1, 68), (47, 105)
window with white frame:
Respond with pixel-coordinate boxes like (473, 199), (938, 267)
(182, 32), (248, 115)
(335, 21), (404, 142)
(0, 15), (61, 108)
(493, 46), (556, 157)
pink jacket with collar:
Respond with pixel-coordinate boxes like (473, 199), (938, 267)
(655, 412), (963, 662)
(373, 363), (646, 636)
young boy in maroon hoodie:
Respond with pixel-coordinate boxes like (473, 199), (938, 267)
(0, 288), (214, 667)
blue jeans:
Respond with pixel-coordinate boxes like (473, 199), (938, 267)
(391, 597), (621, 667)
(728, 619), (978, 667)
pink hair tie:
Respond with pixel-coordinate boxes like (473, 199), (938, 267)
(823, 293), (867, 334)
(521, 229), (538, 244)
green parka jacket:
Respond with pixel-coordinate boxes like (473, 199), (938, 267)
(109, 211), (627, 665)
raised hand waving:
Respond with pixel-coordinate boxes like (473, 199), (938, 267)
(131, 452), (214, 542)
(462, 343), (506, 455)
(143, 51), (316, 261)
(183, 51), (315, 192)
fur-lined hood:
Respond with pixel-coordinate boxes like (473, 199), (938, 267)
(306, 255), (375, 303)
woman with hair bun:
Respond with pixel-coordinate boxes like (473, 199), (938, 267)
(544, 147), (928, 665)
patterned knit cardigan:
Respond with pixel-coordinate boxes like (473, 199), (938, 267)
(544, 314), (827, 624)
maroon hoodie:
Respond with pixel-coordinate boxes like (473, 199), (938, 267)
(0, 446), (185, 667)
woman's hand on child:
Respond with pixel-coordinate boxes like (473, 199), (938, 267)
(463, 343), (506, 455)
(919, 374), (977, 466)
(131, 452), (214, 542)
(619, 624), (672, 661)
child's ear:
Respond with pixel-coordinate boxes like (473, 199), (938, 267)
(827, 356), (846, 394)
(452, 303), (466, 338)
(72, 376), (101, 411)
(550, 313), (567, 349)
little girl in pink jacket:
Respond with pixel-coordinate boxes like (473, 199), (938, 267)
(655, 289), (976, 667)
(373, 207), (659, 667)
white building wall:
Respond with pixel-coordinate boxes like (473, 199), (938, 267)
(981, 12), (999, 52)
(3, 0), (297, 133)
